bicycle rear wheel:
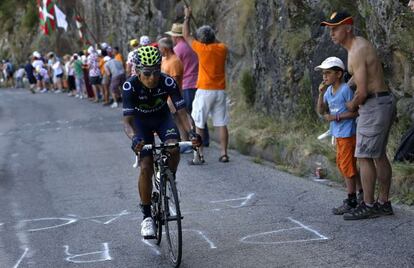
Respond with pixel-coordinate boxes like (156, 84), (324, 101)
(163, 171), (182, 267)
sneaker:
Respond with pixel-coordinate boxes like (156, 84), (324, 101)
(110, 102), (118, 108)
(141, 217), (155, 238)
(343, 202), (380, 220)
(377, 201), (394, 216)
(332, 199), (355, 215)
(54, 89), (62, 93)
(188, 155), (205, 165)
(357, 191), (364, 204)
(40, 88), (48, 93)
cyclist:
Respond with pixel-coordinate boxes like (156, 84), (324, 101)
(122, 45), (201, 238)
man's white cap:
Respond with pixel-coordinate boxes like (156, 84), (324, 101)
(103, 56), (111, 62)
(139, 35), (151, 46)
(33, 51), (41, 58)
(87, 46), (95, 54)
(101, 42), (108, 49)
(314, 57), (345, 71)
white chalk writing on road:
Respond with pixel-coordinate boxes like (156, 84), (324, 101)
(141, 239), (161, 255)
(183, 229), (217, 249)
(63, 243), (112, 263)
(13, 247), (29, 268)
(210, 193), (255, 208)
(68, 210), (130, 225)
(240, 217), (328, 245)
(21, 217), (78, 232)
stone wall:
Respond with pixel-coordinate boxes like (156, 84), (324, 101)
(1, 0), (413, 120)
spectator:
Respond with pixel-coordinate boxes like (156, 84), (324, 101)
(48, 53), (64, 93)
(64, 54), (76, 97)
(72, 53), (85, 99)
(126, 39), (140, 77)
(3, 59), (15, 87)
(113, 46), (124, 65)
(32, 51), (45, 92)
(159, 37), (192, 153)
(24, 56), (36, 93)
(166, 22), (210, 147)
(104, 55), (125, 108)
(14, 65), (25, 88)
(183, 6), (230, 164)
(87, 46), (103, 102)
(321, 11), (396, 220)
(99, 48), (111, 105)
(35, 65), (50, 93)
(315, 57), (363, 214)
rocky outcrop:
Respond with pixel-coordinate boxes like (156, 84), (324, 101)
(1, 0), (413, 119)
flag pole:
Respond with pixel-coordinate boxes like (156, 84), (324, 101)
(73, 5), (99, 45)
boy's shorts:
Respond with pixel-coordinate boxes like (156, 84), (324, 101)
(336, 136), (358, 178)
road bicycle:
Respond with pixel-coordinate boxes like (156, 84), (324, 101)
(134, 141), (193, 267)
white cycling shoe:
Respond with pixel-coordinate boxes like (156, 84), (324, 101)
(141, 217), (155, 238)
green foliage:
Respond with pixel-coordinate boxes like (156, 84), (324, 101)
(240, 70), (256, 105)
(296, 70), (319, 126)
(252, 156), (263, 164)
(21, 1), (38, 31)
(280, 27), (311, 58)
(0, 1), (15, 20)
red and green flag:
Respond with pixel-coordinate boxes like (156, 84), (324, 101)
(37, 0), (55, 35)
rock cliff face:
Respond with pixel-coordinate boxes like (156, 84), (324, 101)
(1, 0), (414, 120)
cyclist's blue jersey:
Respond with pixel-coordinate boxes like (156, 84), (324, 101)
(122, 73), (185, 117)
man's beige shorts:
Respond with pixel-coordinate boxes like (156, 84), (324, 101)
(355, 94), (396, 158)
(191, 89), (229, 129)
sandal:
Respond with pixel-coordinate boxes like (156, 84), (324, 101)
(219, 155), (229, 163)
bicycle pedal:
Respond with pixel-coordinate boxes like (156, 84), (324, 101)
(143, 235), (156, 240)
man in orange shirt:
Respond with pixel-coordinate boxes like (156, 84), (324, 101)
(183, 6), (229, 164)
(113, 46), (124, 64)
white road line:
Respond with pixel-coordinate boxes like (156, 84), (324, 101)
(13, 247), (29, 268)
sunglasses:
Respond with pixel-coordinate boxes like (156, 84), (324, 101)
(140, 69), (161, 77)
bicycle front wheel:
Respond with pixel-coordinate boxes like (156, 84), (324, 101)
(151, 173), (162, 245)
(163, 171), (182, 267)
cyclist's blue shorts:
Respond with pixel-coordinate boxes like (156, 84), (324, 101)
(135, 113), (180, 158)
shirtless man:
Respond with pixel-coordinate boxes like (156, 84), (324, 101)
(321, 11), (396, 220)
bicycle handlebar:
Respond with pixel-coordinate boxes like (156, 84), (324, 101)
(133, 141), (196, 169)
(142, 141), (193, 151)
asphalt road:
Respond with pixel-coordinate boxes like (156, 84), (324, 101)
(0, 88), (413, 268)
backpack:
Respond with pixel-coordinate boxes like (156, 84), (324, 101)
(6, 62), (14, 75)
(394, 124), (414, 162)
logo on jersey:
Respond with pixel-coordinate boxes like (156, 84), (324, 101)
(166, 128), (177, 136)
(165, 77), (175, 87)
(175, 99), (185, 107)
(123, 81), (132, 91)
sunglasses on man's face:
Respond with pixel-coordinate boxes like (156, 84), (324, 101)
(141, 69), (161, 77)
